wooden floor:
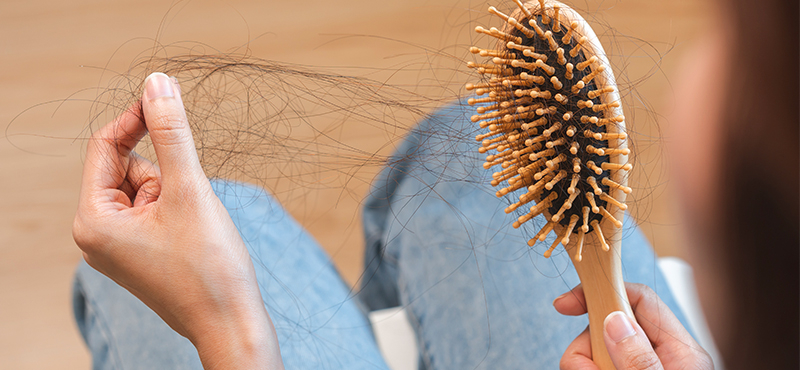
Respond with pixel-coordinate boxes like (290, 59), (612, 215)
(0, 0), (709, 368)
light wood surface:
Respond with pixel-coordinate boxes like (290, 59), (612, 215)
(570, 231), (632, 370)
(0, 0), (709, 368)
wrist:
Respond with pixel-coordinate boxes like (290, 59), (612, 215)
(188, 297), (284, 369)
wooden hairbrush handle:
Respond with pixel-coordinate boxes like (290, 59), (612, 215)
(569, 226), (633, 370)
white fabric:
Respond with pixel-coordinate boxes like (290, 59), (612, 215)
(368, 307), (419, 370)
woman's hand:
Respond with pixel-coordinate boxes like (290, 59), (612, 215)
(554, 283), (713, 370)
(73, 72), (284, 369)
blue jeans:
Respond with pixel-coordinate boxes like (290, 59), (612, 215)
(73, 101), (690, 369)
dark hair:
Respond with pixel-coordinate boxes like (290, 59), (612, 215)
(719, 0), (799, 367)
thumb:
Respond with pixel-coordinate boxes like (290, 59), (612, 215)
(141, 72), (205, 188)
(603, 311), (664, 370)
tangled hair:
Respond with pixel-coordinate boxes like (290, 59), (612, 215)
(94, 51), (457, 181)
(86, 49), (481, 266)
(72, 0), (669, 260)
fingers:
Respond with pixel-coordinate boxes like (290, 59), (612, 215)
(554, 283), (696, 350)
(122, 152), (162, 207)
(556, 289), (662, 369)
(82, 104), (147, 194)
(555, 283), (711, 368)
(624, 283), (708, 364)
(553, 284), (587, 316)
(560, 327), (599, 370)
(141, 72), (205, 189)
(604, 311), (664, 370)
(625, 284), (695, 348)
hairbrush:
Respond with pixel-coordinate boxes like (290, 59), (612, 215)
(467, 0), (633, 368)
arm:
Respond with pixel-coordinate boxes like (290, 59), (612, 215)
(72, 72), (284, 369)
(555, 283), (713, 370)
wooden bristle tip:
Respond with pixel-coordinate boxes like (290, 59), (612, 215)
(562, 214), (580, 246)
(591, 220), (609, 251)
(574, 229), (586, 261)
(544, 236), (559, 258)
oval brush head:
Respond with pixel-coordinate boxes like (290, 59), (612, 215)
(467, 0), (632, 262)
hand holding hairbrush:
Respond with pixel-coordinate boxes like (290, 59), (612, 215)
(468, 1), (633, 368)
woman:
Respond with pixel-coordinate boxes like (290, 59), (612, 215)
(71, 0), (798, 368)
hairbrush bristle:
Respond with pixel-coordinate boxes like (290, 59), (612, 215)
(469, 0), (632, 261)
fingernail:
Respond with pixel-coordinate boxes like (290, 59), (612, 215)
(605, 311), (636, 343)
(553, 292), (568, 305)
(144, 72), (174, 100)
(170, 76), (181, 94)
